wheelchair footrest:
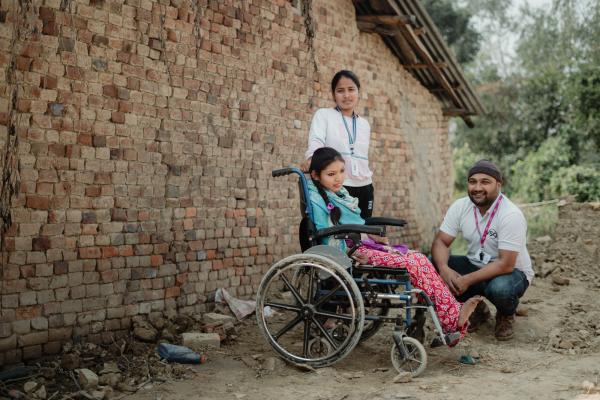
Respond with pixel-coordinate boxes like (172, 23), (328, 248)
(430, 332), (461, 348)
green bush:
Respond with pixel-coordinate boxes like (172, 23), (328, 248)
(549, 164), (600, 202)
(510, 136), (572, 202)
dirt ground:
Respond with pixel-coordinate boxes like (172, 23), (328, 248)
(126, 259), (600, 400)
(3, 219), (599, 400)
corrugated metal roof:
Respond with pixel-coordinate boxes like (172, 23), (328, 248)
(353, 0), (485, 127)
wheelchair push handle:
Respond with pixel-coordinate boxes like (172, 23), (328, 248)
(272, 167), (308, 178)
(272, 167), (294, 177)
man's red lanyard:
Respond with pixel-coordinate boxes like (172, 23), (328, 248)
(474, 194), (503, 261)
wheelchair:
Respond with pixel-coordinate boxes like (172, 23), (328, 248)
(255, 167), (459, 377)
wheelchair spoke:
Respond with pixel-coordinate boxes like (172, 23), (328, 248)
(406, 356), (422, 364)
(312, 283), (342, 308)
(307, 267), (315, 303)
(302, 319), (311, 357)
(264, 301), (302, 313)
(280, 273), (305, 305)
(314, 310), (354, 322)
(273, 314), (304, 340)
(311, 316), (339, 350)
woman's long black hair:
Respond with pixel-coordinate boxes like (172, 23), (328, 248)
(331, 70), (361, 93)
(309, 147), (345, 225)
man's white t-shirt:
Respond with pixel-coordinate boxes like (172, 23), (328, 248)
(440, 194), (534, 283)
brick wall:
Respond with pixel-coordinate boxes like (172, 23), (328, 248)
(0, 0), (452, 363)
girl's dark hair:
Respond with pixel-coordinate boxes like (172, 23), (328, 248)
(331, 70), (361, 93)
(309, 147), (345, 225)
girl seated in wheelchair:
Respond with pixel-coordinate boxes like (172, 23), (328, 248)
(308, 147), (482, 345)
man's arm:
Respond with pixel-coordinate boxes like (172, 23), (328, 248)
(431, 231), (454, 270)
(431, 231), (461, 294)
(452, 249), (518, 294)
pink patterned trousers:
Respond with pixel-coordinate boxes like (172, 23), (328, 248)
(355, 246), (467, 341)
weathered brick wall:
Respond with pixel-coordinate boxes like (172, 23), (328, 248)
(308, 0), (452, 248)
(0, 0), (452, 364)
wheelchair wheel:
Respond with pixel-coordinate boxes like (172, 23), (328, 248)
(390, 336), (427, 377)
(256, 253), (364, 368)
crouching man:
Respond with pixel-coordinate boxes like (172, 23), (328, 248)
(431, 160), (534, 340)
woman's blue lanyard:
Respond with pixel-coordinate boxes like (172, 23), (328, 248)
(336, 106), (357, 155)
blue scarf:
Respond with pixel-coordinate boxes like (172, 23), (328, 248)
(307, 180), (365, 251)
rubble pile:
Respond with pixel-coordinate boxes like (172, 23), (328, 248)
(0, 311), (240, 399)
(528, 202), (600, 289)
(545, 302), (600, 354)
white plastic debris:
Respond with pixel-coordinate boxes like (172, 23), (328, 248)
(215, 288), (256, 320)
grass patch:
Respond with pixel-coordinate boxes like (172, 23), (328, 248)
(521, 202), (559, 239)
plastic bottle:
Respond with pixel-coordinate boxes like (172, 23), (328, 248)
(157, 343), (206, 364)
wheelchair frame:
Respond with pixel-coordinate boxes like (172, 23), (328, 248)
(255, 167), (458, 376)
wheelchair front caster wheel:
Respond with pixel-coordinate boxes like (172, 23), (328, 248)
(308, 337), (333, 357)
(390, 336), (428, 377)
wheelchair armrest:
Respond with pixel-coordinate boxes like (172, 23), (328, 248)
(314, 224), (384, 240)
(364, 217), (407, 227)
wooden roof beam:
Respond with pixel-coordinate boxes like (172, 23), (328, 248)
(394, 20), (463, 109)
(442, 107), (472, 117)
(404, 62), (447, 70)
(356, 14), (417, 27)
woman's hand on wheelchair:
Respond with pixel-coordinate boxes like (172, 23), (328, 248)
(300, 158), (311, 172)
(351, 251), (369, 264)
(367, 234), (389, 245)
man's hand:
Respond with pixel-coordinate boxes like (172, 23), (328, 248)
(439, 266), (461, 295)
(451, 275), (471, 296)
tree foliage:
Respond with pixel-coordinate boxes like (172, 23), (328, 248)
(450, 0), (600, 202)
(421, 0), (481, 64)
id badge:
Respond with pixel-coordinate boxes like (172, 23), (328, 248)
(479, 251), (492, 264)
(351, 160), (359, 176)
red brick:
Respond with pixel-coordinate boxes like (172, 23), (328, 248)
(111, 112), (125, 124)
(26, 196), (50, 210)
(32, 237), (51, 251)
(54, 261), (68, 275)
(78, 134), (92, 146)
(79, 247), (101, 259)
(16, 306), (41, 320)
(16, 57), (32, 71)
(40, 75), (57, 90)
(175, 273), (187, 286)
(102, 246), (119, 258)
(92, 35), (109, 46)
(211, 260), (224, 270)
(48, 144), (66, 157)
(165, 286), (180, 298)
(65, 66), (84, 80)
(150, 255), (162, 266)
(119, 245), (133, 256)
(103, 85), (117, 98)
(86, 186), (101, 197)
(39, 7), (55, 21)
(101, 270), (118, 282)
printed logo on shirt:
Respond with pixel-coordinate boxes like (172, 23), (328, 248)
(488, 229), (498, 239)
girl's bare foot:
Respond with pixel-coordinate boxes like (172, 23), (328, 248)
(458, 296), (484, 328)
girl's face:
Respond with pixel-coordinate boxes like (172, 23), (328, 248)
(312, 160), (346, 192)
(333, 76), (359, 113)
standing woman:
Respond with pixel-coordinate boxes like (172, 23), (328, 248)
(301, 70), (374, 219)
